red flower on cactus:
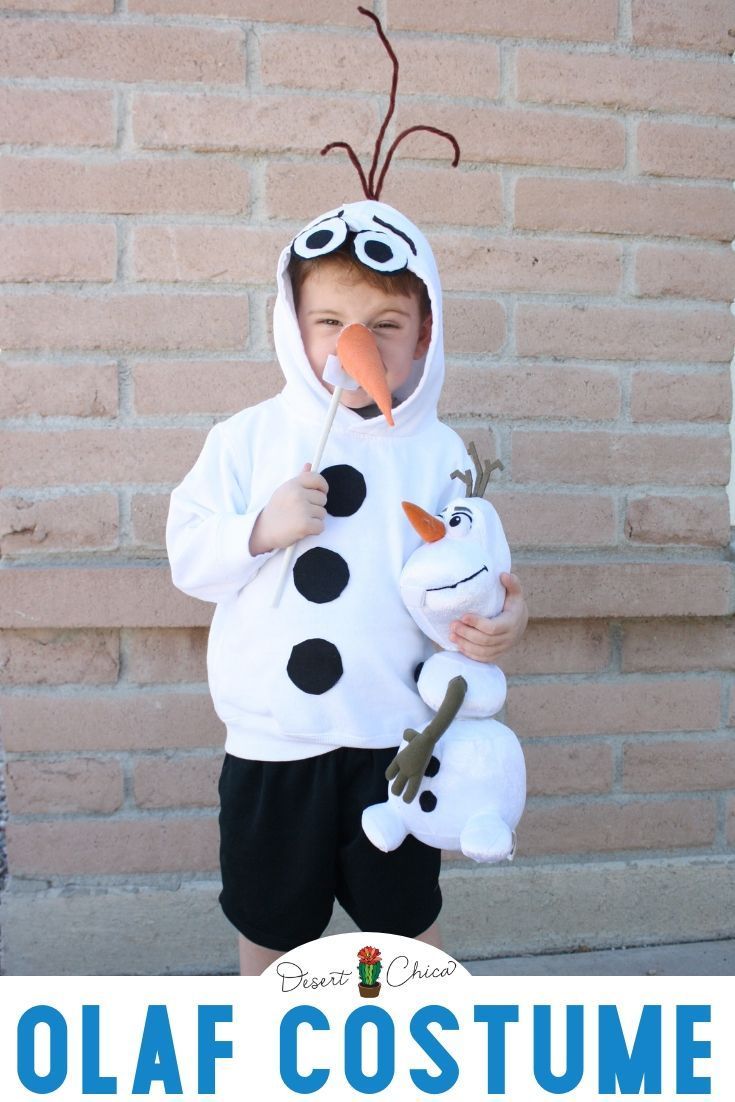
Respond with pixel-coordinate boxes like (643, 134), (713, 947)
(358, 946), (381, 965)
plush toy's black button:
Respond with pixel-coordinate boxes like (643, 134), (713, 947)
(424, 756), (440, 778)
(320, 464), (366, 517)
(419, 791), (437, 813)
(287, 638), (343, 695)
(293, 547), (349, 604)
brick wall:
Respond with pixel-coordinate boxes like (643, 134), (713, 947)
(1, 0), (734, 972)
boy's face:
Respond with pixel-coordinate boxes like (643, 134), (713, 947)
(295, 262), (432, 411)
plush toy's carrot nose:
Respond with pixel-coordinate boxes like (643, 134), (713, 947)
(336, 323), (394, 427)
(402, 501), (446, 543)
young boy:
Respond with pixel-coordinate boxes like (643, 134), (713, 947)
(166, 200), (527, 975)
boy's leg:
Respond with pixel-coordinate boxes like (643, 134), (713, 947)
(238, 934), (283, 977)
(414, 921), (443, 949)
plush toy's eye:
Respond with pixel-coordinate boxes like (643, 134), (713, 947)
(353, 230), (408, 273)
(446, 510), (472, 537)
(292, 217), (348, 259)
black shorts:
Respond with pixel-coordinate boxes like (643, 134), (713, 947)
(218, 746), (442, 952)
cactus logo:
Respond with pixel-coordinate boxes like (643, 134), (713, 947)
(356, 946), (382, 998)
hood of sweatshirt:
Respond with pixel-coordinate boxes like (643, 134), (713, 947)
(273, 200), (445, 439)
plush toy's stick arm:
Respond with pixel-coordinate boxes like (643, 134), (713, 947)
(386, 675), (468, 803)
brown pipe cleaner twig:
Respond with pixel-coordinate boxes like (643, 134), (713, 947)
(320, 6), (461, 201)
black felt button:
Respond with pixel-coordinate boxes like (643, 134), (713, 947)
(321, 464), (366, 518)
(424, 756), (440, 778)
(293, 547), (349, 604)
(413, 661), (424, 684)
(287, 638), (343, 695)
(419, 791), (437, 813)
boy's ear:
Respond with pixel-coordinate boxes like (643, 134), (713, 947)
(415, 312), (433, 358)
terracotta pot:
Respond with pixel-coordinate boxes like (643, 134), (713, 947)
(358, 982), (381, 998)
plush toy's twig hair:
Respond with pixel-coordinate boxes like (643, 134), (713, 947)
(451, 442), (504, 498)
(320, 6), (461, 201)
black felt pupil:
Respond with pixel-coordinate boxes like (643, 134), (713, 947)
(320, 464), (367, 518)
(449, 515), (462, 527)
(306, 228), (333, 250)
(364, 239), (393, 263)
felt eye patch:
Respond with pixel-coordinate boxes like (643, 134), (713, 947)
(291, 222), (409, 273)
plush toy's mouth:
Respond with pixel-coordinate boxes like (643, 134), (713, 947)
(426, 565), (488, 593)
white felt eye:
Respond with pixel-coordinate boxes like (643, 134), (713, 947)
(353, 230), (408, 273)
(292, 217), (348, 259)
(446, 510), (472, 538)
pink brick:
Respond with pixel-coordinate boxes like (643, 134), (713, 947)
(0, 361), (118, 418)
(507, 679), (721, 737)
(129, 0), (365, 22)
(521, 798), (716, 857)
(133, 754), (220, 809)
(440, 364), (620, 420)
(517, 49), (735, 117)
(638, 121), (735, 181)
(125, 628), (208, 685)
(0, 494), (119, 554)
(0, 88), (115, 147)
(265, 161), (503, 227)
(0, 566), (212, 630)
(433, 235), (621, 294)
(7, 817), (218, 876)
(631, 369), (731, 423)
(3, 1), (113, 9)
(131, 226), (283, 285)
(497, 621), (611, 677)
(525, 743), (613, 796)
(517, 304), (734, 363)
(133, 92), (378, 155)
(0, 428), (207, 487)
(625, 494), (731, 548)
(0, 19), (244, 83)
(489, 490), (616, 549)
(623, 740), (735, 794)
(0, 629), (119, 685)
(636, 245), (735, 302)
(515, 177), (735, 242)
(0, 157), (249, 215)
(0, 224), (116, 283)
(260, 30), (501, 99)
(512, 429), (730, 486)
(443, 299), (506, 354)
(7, 759), (123, 814)
(133, 360), (280, 416)
(521, 563), (733, 620)
(621, 620), (735, 674)
(632, 0), (734, 52)
(2, 693), (222, 753)
(395, 103), (624, 169)
(130, 494), (168, 550)
(391, 0), (618, 41)
(0, 293), (248, 352)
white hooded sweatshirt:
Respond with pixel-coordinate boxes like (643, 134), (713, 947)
(166, 201), (471, 761)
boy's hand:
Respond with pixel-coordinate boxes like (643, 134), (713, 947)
(449, 572), (528, 663)
(249, 464), (329, 555)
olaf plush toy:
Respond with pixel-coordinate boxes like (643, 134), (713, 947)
(361, 450), (526, 864)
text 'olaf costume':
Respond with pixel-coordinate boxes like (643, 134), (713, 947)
(166, 200), (473, 763)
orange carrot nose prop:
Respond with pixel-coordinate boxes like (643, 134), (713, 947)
(402, 501), (446, 543)
(337, 323), (394, 427)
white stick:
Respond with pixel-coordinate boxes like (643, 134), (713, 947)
(271, 386), (342, 607)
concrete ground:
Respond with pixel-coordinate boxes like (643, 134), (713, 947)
(463, 938), (735, 976)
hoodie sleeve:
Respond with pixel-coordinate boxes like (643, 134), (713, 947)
(166, 421), (276, 604)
